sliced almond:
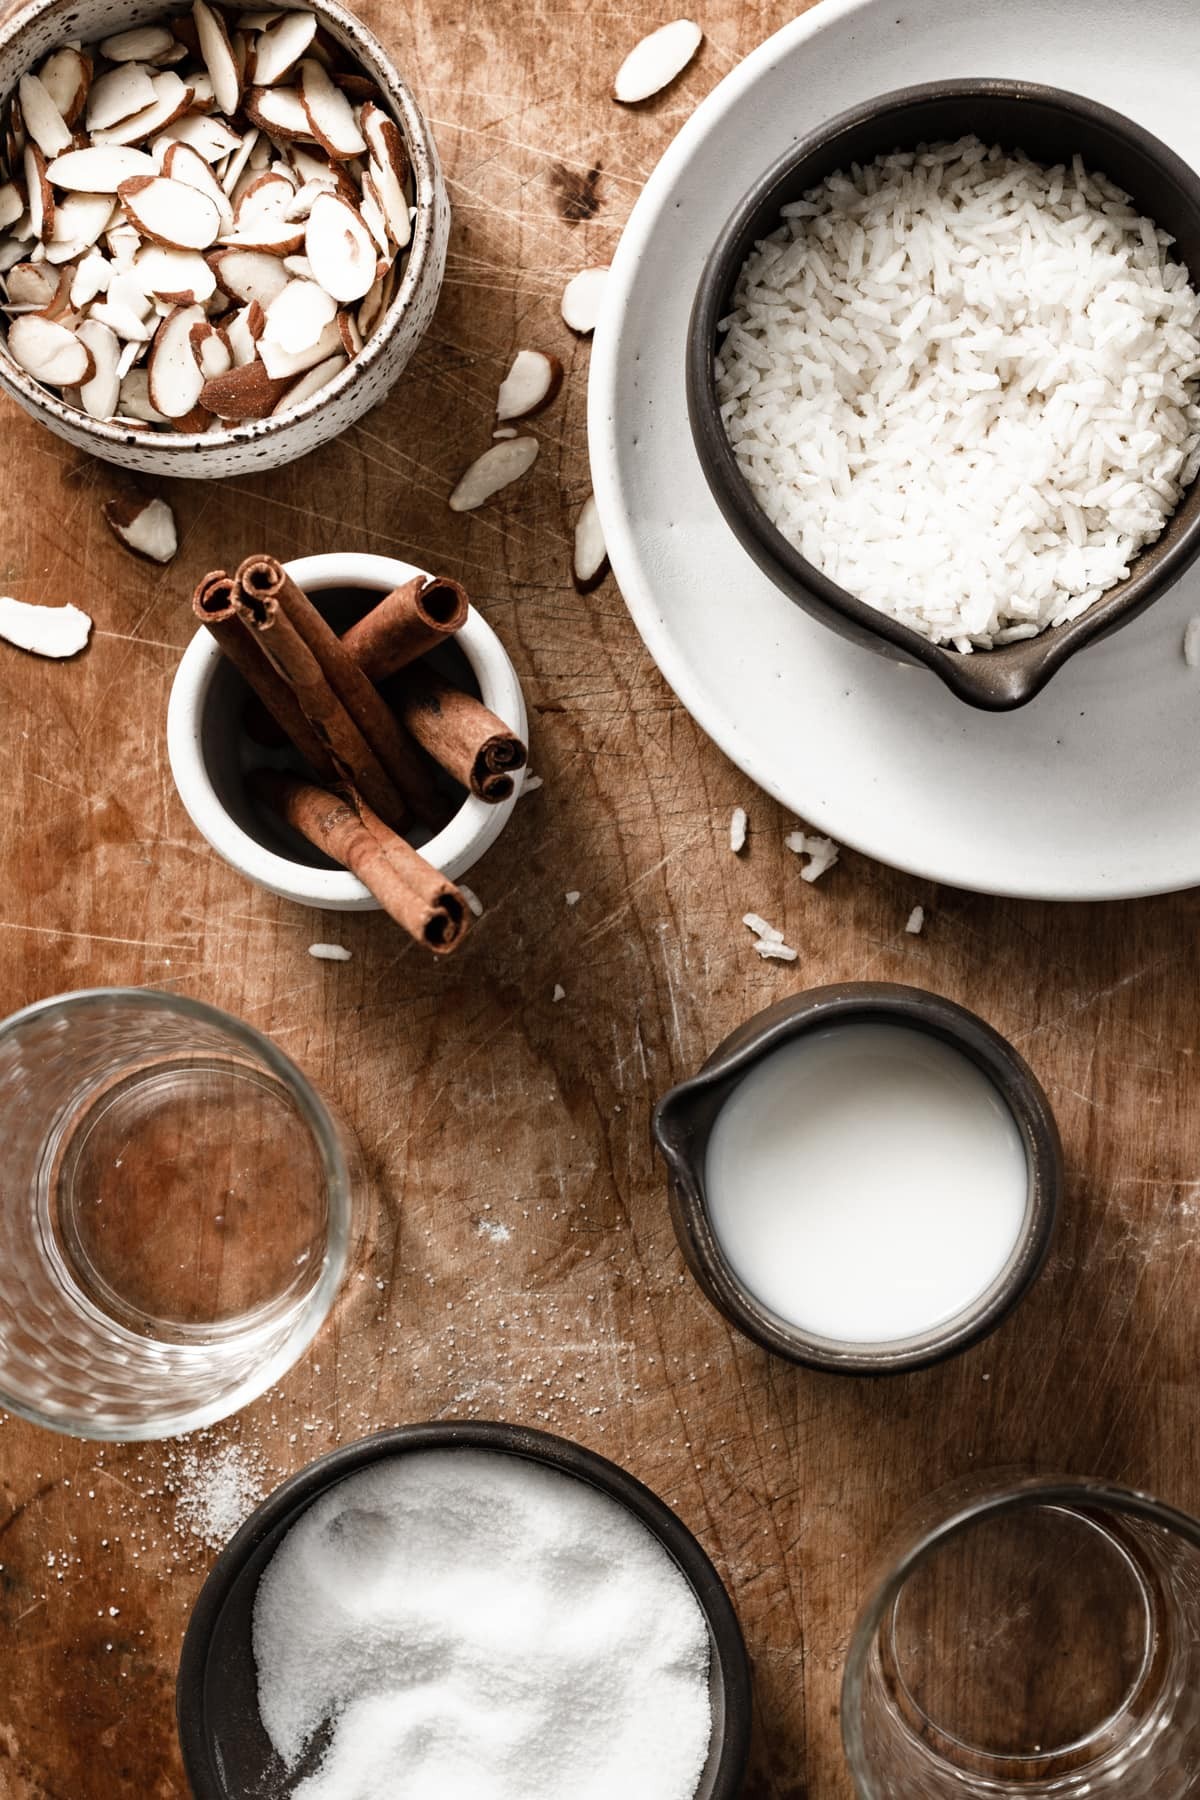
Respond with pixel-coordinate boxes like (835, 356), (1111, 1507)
(282, 251), (314, 279)
(297, 57), (365, 160)
(612, 19), (703, 103)
(189, 316), (232, 377)
(219, 126), (260, 194)
(70, 247), (111, 307)
(147, 301), (206, 416)
(262, 274), (335, 352)
(161, 139), (234, 229)
(104, 493), (178, 561)
(7, 261), (59, 309)
(561, 265), (608, 335)
(134, 243), (217, 304)
(360, 104), (410, 247)
(355, 265), (387, 338)
(357, 168), (390, 258)
(496, 348), (563, 422)
(233, 168), (293, 229)
(243, 85), (312, 141)
(50, 192), (114, 250)
(239, 9), (285, 27)
(76, 316), (121, 419)
(23, 143), (54, 241)
(336, 306), (360, 356)
(116, 335), (141, 378)
(304, 190), (374, 302)
(257, 310), (338, 377)
(47, 144), (157, 191)
(39, 47), (92, 128)
(118, 366), (166, 421)
(225, 296), (264, 362)
(18, 74), (72, 159)
(86, 63), (157, 131)
(448, 437), (539, 512)
(247, 129), (273, 170)
(573, 492), (608, 590)
(92, 71), (194, 146)
(207, 244), (290, 305)
(193, 0), (241, 114)
(251, 9), (317, 84)
(89, 296), (154, 341)
(99, 25), (177, 63)
(153, 112), (242, 162)
(200, 354), (292, 417)
(188, 70), (216, 110)
(119, 175), (221, 250)
(220, 214), (304, 254)
(105, 217), (142, 270)
(0, 238), (29, 275)
(7, 313), (90, 385)
(167, 400), (215, 433)
(271, 346), (344, 411)
(281, 173), (335, 222)
(0, 183), (22, 232)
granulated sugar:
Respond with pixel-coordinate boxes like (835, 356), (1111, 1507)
(164, 1442), (266, 1550)
(253, 1449), (712, 1800)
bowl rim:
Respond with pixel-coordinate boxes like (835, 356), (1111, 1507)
(653, 982), (1063, 1375)
(0, 0), (439, 454)
(166, 550), (528, 908)
(686, 75), (1200, 711)
(175, 1419), (754, 1800)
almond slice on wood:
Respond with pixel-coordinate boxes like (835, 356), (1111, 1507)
(119, 175), (221, 249)
(561, 264), (608, 334)
(7, 313), (90, 384)
(134, 243), (217, 303)
(304, 190), (374, 301)
(103, 493), (177, 561)
(154, 112), (242, 162)
(147, 301), (206, 416)
(243, 85), (312, 141)
(252, 9), (317, 84)
(100, 25), (176, 63)
(50, 192), (114, 250)
(118, 366), (166, 421)
(271, 346), (344, 410)
(39, 47), (92, 128)
(189, 316), (231, 377)
(86, 63), (157, 131)
(76, 316), (121, 418)
(257, 310), (339, 377)
(0, 594), (91, 658)
(262, 274), (335, 352)
(225, 296), (264, 362)
(161, 139), (234, 229)
(496, 348), (563, 422)
(298, 57), (364, 159)
(48, 144), (156, 191)
(7, 260), (59, 308)
(612, 19), (703, 103)
(208, 244), (290, 305)
(0, 183), (22, 232)
(573, 492), (608, 590)
(24, 143), (54, 241)
(18, 74), (72, 158)
(93, 72), (194, 147)
(193, 0), (241, 114)
(200, 354), (293, 417)
(449, 437), (539, 512)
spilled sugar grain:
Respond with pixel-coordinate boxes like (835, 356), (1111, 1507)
(164, 1441), (270, 1550)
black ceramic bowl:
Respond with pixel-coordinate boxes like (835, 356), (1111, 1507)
(687, 79), (1200, 712)
(653, 985), (1062, 1376)
(177, 1420), (752, 1800)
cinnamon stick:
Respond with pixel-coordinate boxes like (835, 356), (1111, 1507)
(340, 576), (469, 681)
(236, 555), (444, 827)
(191, 570), (337, 781)
(250, 771), (470, 955)
(392, 664), (527, 802)
(233, 586), (411, 834)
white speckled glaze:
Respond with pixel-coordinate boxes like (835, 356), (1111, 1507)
(167, 552), (529, 911)
(0, 0), (449, 476)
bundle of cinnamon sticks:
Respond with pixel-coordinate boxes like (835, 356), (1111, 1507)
(192, 555), (527, 955)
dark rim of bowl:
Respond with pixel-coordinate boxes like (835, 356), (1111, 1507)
(686, 78), (1200, 711)
(176, 1419), (753, 1800)
(653, 984), (1063, 1376)
(0, 0), (441, 455)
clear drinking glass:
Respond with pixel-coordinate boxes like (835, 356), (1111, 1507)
(842, 1473), (1200, 1799)
(0, 989), (359, 1440)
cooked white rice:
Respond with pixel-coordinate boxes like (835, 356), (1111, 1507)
(716, 136), (1200, 649)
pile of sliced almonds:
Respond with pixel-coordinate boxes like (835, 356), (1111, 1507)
(0, 1), (414, 430)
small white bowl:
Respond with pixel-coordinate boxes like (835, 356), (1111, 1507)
(0, 0), (449, 478)
(167, 551), (528, 909)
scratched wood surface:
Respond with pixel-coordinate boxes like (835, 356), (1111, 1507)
(1, 0), (1199, 1794)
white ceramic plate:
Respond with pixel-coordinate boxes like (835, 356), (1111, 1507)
(589, 0), (1200, 900)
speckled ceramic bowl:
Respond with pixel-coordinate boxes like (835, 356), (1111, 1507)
(0, 0), (449, 477)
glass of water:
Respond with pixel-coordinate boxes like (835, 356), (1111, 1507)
(0, 988), (359, 1440)
(842, 1472), (1200, 1798)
